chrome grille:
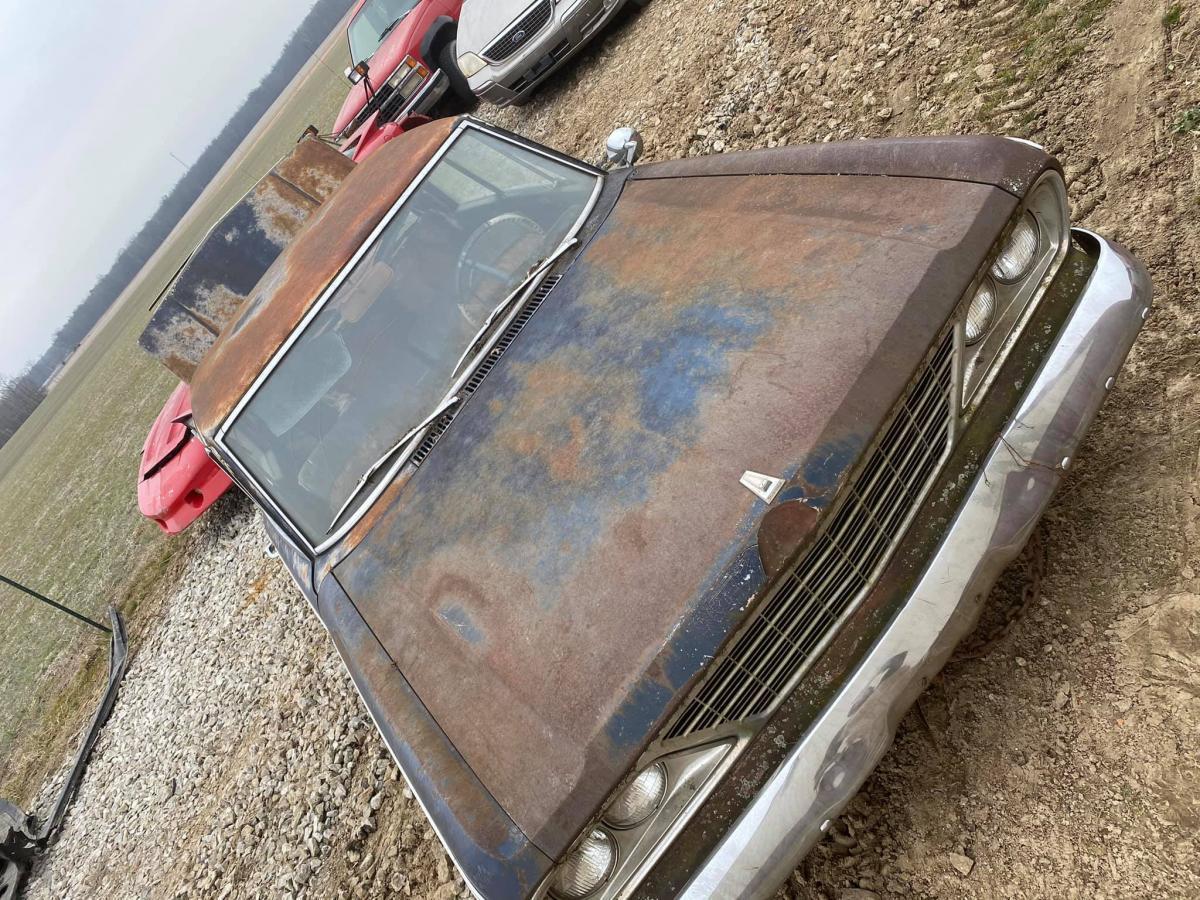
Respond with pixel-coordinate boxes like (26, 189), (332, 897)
(666, 330), (957, 739)
(410, 275), (561, 467)
(485, 0), (553, 62)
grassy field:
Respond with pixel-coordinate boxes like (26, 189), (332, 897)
(0, 23), (351, 806)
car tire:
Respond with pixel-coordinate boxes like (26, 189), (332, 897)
(439, 39), (475, 105)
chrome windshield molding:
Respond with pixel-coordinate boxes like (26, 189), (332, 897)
(214, 117), (604, 556)
(677, 231), (1151, 900)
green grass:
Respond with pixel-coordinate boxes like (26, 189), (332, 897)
(1172, 107), (1200, 134)
(0, 28), (351, 807)
(1163, 3), (1184, 29)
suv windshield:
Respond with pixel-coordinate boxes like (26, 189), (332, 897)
(347, 0), (421, 64)
(222, 128), (599, 547)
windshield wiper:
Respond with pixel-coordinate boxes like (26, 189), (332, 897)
(452, 237), (579, 378)
(377, 16), (405, 43)
(325, 394), (461, 534)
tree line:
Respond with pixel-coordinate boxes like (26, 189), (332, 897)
(0, 376), (47, 446)
(2, 0), (350, 450)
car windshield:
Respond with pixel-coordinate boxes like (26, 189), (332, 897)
(347, 0), (421, 64)
(222, 129), (599, 547)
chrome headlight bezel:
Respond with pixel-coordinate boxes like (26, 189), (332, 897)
(957, 170), (1071, 412)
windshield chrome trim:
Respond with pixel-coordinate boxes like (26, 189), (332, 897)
(213, 117), (604, 556)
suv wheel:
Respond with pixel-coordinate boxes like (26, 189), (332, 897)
(440, 39), (475, 105)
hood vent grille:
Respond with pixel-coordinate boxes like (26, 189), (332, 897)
(665, 329), (957, 740)
(410, 274), (562, 468)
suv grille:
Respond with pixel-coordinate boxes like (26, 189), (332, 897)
(665, 330), (957, 740)
(410, 275), (562, 467)
(485, 0), (553, 62)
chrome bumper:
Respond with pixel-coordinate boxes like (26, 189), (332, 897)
(679, 230), (1152, 900)
(408, 68), (449, 117)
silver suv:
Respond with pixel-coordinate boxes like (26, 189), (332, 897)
(456, 0), (646, 106)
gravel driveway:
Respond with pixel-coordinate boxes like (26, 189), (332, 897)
(25, 0), (1200, 897)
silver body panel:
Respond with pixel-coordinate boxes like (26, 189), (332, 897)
(679, 230), (1152, 900)
(461, 0), (636, 106)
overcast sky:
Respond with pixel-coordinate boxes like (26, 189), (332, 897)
(0, 0), (325, 379)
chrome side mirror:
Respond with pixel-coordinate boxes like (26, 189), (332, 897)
(345, 61), (369, 85)
(605, 127), (644, 168)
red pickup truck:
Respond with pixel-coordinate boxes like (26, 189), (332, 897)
(334, 0), (467, 162)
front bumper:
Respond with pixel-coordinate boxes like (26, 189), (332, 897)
(469, 0), (630, 106)
(339, 69), (449, 159)
(678, 230), (1152, 899)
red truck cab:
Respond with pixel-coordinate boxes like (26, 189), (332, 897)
(334, 0), (467, 161)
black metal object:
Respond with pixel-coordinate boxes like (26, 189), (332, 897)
(0, 607), (128, 898)
(0, 575), (110, 634)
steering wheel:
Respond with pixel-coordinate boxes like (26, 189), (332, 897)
(455, 213), (547, 309)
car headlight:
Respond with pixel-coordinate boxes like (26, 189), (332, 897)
(957, 170), (1070, 410)
(542, 743), (732, 900)
(388, 55), (429, 90)
(602, 763), (666, 828)
(457, 51), (488, 78)
(990, 211), (1041, 283)
(548, 829), (616, 899)
(964, 277), (997, 345)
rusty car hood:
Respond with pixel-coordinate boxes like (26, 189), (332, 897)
(331, 168), (1018, 855)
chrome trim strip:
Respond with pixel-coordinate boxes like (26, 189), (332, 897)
(214, 118), (604, 555)
(678, 231), (1151, 899)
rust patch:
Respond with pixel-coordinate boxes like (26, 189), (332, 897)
(139, 138), (355, 383)
(273, 137), (355, 203)
(319, 578), (551, 895)
(757, 500), (820, 578)
(634, 133), (1059, 199)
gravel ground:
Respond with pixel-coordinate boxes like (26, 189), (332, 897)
(25, 0), (1199, 897)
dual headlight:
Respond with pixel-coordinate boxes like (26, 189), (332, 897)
(963, 211), (1043, 345)
(457, 51), (488, 78)
(959, 172), (1070, 407)
(547, 764), (667, 898)
(543, 743), (732, 900)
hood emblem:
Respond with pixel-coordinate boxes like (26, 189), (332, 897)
(740, 470), (785, 504)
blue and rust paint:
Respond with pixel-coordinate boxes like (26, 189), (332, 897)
(333, 168), (1012, 856)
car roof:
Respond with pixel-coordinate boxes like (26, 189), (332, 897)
(190, 116), (460, 438)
